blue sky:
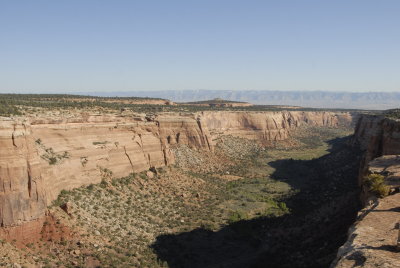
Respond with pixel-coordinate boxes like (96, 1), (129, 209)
(1, 0), (399, 93)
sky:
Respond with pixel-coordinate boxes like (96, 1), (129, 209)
(1, 0), (399, 93)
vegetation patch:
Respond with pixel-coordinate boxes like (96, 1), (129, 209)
(35, 139), (69, 165)
(384, 109), (400, 119)
(363, 173), (390, 197)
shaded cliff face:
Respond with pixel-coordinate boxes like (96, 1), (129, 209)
(0, 111), (353, 231)
(353, 115), (400, 186)
(354, 115), (400, 159)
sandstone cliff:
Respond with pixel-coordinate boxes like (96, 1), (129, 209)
(353, 115), (400, 161)
(0, 119), (47, 228)
(199, 111), (352, 143)
(352, 115), (400, 189)
(0, 110), (353, 235)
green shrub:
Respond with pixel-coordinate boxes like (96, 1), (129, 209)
(86, 184), (94, 191)
(364, 173), (390, 197)
(278, 202), (290, 213)
(93, 141), (109, 145)
(228, 210), (247, 223)
(100, 178), (108, 188)
(48, 157), (58, 165)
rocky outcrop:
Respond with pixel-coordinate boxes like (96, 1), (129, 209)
(332, 155), (400, 268)
(332, 191), (400, 268)
(353, 115), (400, 160)
(332, 115), (400, 267)
(0, 110), (353, 235)
(352, 115), (400, 188)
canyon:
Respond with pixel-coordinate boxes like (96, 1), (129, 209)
(0, 102), (399, 267)
(0, 110), (348, 230)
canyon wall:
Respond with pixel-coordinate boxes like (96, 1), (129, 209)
(352, 115), (400, 187)
(0, 111), (352, 236)
(0, 113), (212, 232)
(200, 111), (352, 143)
(332, 115), (400, 267)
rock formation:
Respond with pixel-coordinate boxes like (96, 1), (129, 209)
(0, 111), (352, 238)
(200, 111), (352, 143)
(0, 119), (47, 227)
(332, 115), (400, 267)
(332, 155), (400, 268)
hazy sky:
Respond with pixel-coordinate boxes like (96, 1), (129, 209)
(1, 0), (399, 93)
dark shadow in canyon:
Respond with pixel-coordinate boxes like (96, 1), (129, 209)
(363, 245), (398, 252)
(152, 136), (363, 268)
(369, 207), (400, 212)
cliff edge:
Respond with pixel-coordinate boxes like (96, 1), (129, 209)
(332, 115), (400, 267)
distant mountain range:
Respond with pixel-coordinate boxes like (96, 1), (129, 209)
(83, 90), (400, 110)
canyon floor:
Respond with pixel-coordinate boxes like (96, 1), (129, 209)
(0, 124), (362, 268)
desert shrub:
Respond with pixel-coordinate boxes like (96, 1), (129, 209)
(278, 202), (290, 213)
(364, 173), (390, 197)
(228, 210), (247, 223)
(100, 178), (108, 188)
(100, 167), (113, 181)
(40, 145), (69, 165)
(93, 141), (109, 145)
(86, 184), (94, 191)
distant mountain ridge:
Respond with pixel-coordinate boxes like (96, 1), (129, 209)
(83, 90), (400, 110)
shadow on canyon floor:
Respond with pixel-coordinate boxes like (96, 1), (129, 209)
(151, 136), (363, 268)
